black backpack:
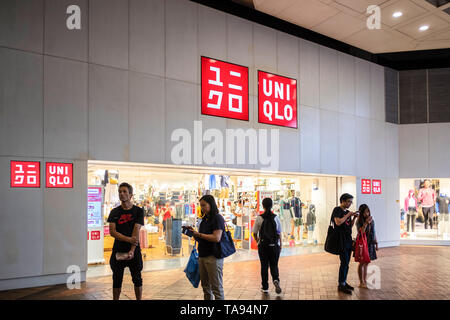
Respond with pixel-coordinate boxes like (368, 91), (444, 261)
(259, 213), (278, 245)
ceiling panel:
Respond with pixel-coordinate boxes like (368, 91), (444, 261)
(334, 0), (390, 14)
(312, 12), (366, 40)
(276, 0), (340, 29)
(397, 14), (449, 39)
(381, 0), (428, 27)
(251, 0), (450, 53)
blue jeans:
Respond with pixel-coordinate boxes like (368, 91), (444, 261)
(338, 241), (352, 286)
(234, 225), (242, 239)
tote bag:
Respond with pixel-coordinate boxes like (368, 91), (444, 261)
(354, 232), (370, 264)
(218, 223), (236, 259)
(324, 216), (343, 255)
(184, 244), (200, 288)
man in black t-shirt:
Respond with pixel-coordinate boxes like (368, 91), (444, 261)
(331, 193), (359, 295)
(107, 182), (144, 300)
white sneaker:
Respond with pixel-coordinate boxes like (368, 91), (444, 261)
(261, 288), (269, 293)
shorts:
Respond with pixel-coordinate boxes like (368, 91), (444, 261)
(294, 217), (303, 227)
(308, 225), (315, 232)
(110, 250), (143, 288)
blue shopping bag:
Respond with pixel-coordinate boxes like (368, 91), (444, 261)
(184, 245), (200, 288)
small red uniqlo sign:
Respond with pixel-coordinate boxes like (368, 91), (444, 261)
(372, 179), (382, 194)
(46, 162), (73, 188)
(201, 56), (249, 121)
(361, 179), (371, 194)
(258, 71), (297, 128)
(91, 231), (100, 240)
(11, 161), (40, 188)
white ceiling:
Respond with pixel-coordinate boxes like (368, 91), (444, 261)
(252, 0), (450, 53)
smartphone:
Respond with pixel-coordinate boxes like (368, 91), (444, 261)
(182, 226), (194, 237)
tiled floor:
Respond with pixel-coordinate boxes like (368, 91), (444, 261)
(2, 245), (450, 300)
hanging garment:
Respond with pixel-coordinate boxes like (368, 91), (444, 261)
(209, 175), (217, 190)
(220, 175), (230, 188)
(139, 228), (148, 249)
(290, 197), (302, 218)
(436, 195), (450, 214)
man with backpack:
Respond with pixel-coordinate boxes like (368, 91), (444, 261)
(252, 198), (283, 294)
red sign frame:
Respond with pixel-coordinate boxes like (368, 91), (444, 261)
(361, 179), (371, 194)
(258, 70), (298, 128)
(46, 162), (73, 188)
(201, 56), (249, 121)
(372, 179), (382, 194)
(10, 161), (41, 188)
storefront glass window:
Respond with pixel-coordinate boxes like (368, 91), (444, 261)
(88, 162), (346, 265)
(400, 178), (450, 241)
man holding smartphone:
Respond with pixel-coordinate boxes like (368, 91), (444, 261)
(332, 193), (359, 295)
(107, 182), (144, 300)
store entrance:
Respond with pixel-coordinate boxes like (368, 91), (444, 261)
(87, 161), (351, 268)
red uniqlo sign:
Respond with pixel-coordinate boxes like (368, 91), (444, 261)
(372, 179), (382, 194)
(361, 179), (371, 194)
(258, 71), (297, 128)
(46, 162), (73, 188)
(10, 161), (40, 188)
(91, 230), (100, 240)
(201, 56), (249, 121)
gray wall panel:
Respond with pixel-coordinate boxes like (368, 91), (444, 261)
(428, 68), (450, 123)
(129, 0), (165, 77)
(299, 40), (320, 108)
(43, 159), (87, 275)
(319, 46), (338, 112)
(0, 48), (43, 157)
(165, 0), (198, 84)
(276, 32), (299, 82)
(89, 0), (129, 69)
(129, 72), (166, 164)
(165, 79), (198, 165)
(338, 113), (356, 175)
(385, 68), (399, 124)
(0, 0), (44, 53)
(198, 5), (227, 62)
(399, 70), (427, 124)
(44, 56), (88, 160)
(355, 59), (371, 119)
(338, 53), (355, 115)
(88, 65), (129, 161)
(300, 105), (320, 174)
(370, 63), (385, 122)
(44, 0), (88, 61)
(320, 110), (339, 175)
(0, 156), (44, 279)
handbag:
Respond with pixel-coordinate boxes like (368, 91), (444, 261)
(354, 231), (370, 263)
(324, 216), (343, 255)
(184, 243), (200, 288)
(218, 223), (236, 259)
(232, 215), (237, 225)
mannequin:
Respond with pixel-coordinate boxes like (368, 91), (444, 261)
(404, 189), (418, 233)
(436, 193), (450, 238)
(418, 180), (436, 229)
(306, 203), (317, 245)
(278, 195), (292, 244)
(289, 191), (304, 244)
